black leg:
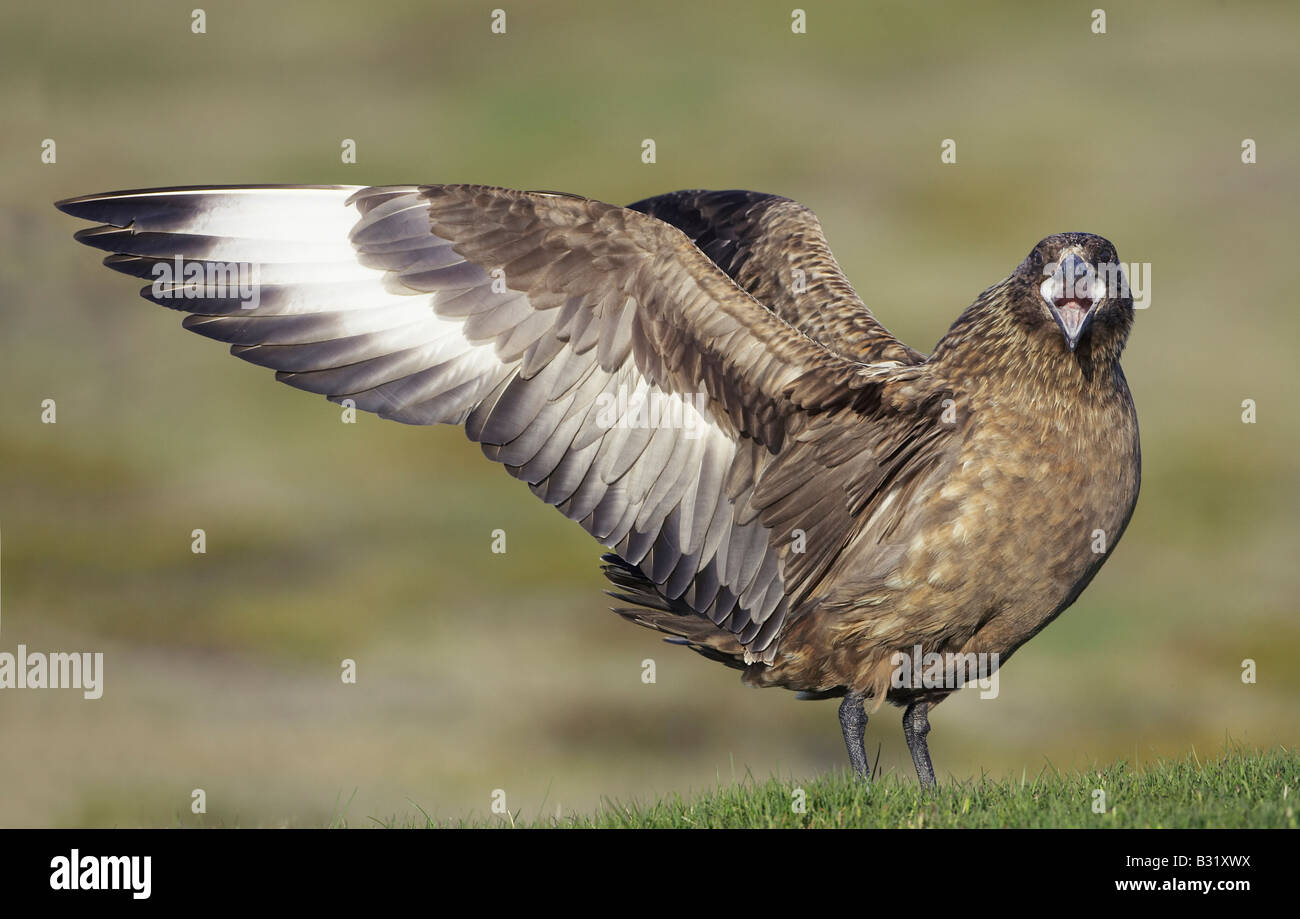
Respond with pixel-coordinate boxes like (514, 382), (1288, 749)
(902, 701), (936, 787)
(838, 691), (870, 780)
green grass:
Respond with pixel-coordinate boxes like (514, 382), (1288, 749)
(376, 746), (1298, 829)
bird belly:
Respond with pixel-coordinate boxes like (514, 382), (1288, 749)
(751, 394), (1140, 701)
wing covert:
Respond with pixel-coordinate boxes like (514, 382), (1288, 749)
(56, 183), (947, 662)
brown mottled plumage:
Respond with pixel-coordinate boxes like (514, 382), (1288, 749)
(56, 184), (1139, 784)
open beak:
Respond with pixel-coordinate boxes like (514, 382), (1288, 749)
(1040, 252), (1098, 351)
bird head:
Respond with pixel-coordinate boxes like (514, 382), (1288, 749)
(1009, 233), (1133, 357)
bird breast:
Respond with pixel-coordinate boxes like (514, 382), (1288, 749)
(757, 365), (1140, 698)
(880, 373), (1139, 657)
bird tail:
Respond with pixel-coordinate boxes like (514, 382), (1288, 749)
(600, 554), (749, 671)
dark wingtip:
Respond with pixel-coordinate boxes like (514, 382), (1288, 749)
(57, 185), (367, 224)
(73, 224), (127, 247)
(54, 193), (98, 219)
(54, 191), (135, 225)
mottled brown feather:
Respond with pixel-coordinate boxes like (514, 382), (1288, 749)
(55, 188), (1139, 716)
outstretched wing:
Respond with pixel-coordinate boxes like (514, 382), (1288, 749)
(627, 189), (924, 364)
(56, 184), (943, 663)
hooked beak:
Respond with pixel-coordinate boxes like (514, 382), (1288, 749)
(1040, 252), (1098, 351)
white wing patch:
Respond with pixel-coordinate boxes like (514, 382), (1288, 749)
(57, 184), (791, 660)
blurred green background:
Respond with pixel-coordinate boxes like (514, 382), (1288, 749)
(1, 0), (1296, 827)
